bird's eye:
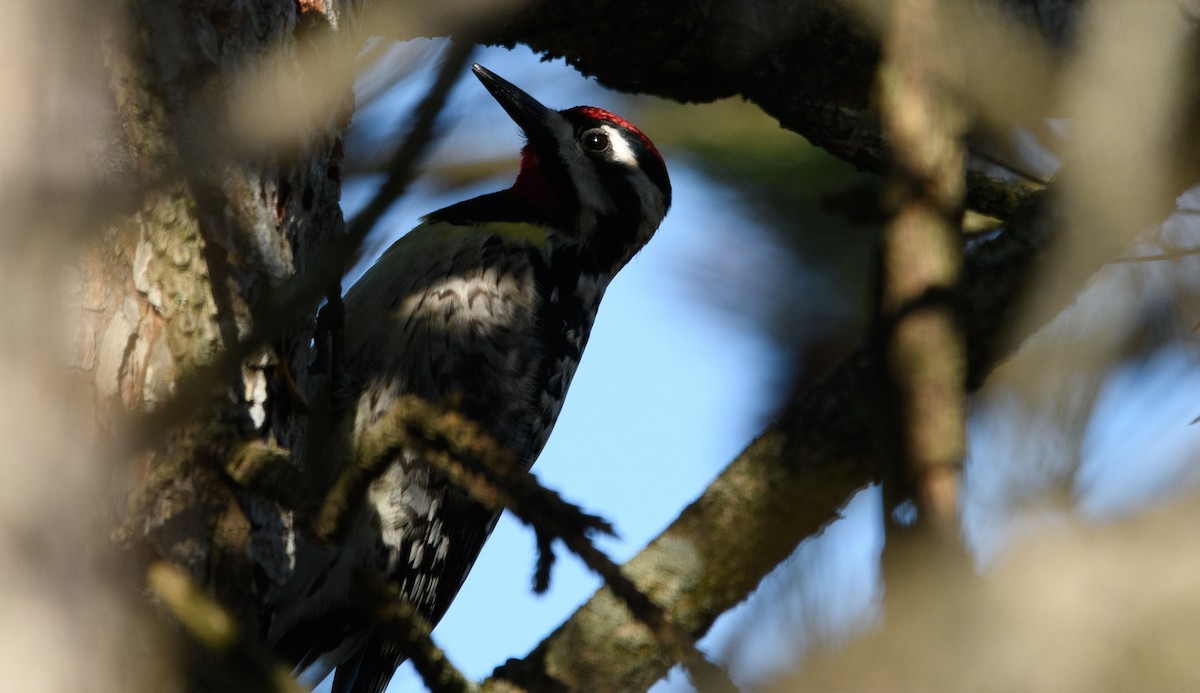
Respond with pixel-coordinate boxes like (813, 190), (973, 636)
(582, 129), (610, 153)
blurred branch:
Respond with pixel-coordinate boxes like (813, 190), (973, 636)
(876, 0), (968, 528)
(342, 38), (475, 247)
(777, 493), (1200, 690)
(1012, 2), (1200, 345)
(224, 440), (318, 516)
(357, 574), (478, 693)
(147, 562), (305, 693)
(314, 397), (613, 546)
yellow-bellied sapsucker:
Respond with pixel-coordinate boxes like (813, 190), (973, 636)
(266, 64), (671, 693)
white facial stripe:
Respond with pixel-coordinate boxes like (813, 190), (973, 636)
(602, 124), (639, 167)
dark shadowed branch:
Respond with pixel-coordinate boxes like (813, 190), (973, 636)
(466, 0), (1072, 219)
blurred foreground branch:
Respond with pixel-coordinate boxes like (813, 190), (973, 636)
(777, 492), (1200, 691)
(876, 0), (968, 528)
(148, 562), (305, 693)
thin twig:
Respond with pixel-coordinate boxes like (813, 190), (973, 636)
(313, 396), (612, 546)
(357, 573), (479, 693)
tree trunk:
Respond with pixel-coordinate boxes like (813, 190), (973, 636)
(75, 0), (354, 680)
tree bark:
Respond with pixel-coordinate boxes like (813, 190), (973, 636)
(86, 0), (351, 638)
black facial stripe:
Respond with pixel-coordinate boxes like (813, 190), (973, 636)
(635, 149), (671, 208)
(585, 165), (648, 272)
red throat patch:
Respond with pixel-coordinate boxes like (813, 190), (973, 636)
(512, 145), (554, 212)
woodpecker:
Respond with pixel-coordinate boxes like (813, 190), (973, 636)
(266, 64), (670, 693)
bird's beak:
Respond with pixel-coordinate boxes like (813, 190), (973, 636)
(472, 64), (558, 143)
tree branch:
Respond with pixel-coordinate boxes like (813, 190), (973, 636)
(467, 0), (1073, 220)
(482, 188), (1057, 690)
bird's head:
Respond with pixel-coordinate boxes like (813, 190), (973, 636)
(472, 63), (671, 274)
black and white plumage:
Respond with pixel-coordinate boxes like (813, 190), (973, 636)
(267, 64), (671, 693)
